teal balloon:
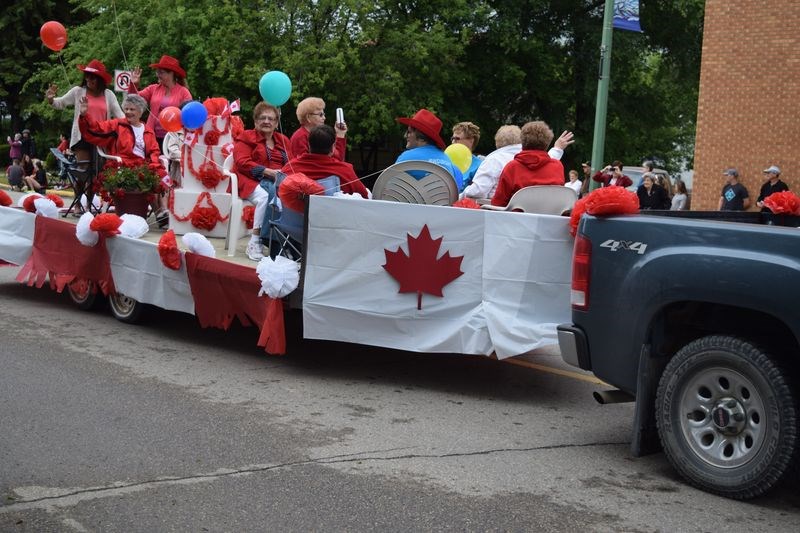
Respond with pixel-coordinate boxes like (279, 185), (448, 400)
(181, 101), (207, 130)
(259, 71), (292, 106)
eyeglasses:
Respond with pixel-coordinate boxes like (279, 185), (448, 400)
(310, 112), (325, 117)
(451, 136), (463, 142)
(256, 115), (277, 123)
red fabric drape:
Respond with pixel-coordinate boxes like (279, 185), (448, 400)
(15, 216), (115, 294)
(184, 252), (286, 355)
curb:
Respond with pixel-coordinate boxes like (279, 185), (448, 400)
(0, 182), (75, 198)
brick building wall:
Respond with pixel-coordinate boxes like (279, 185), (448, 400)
(693, 1), (800, 209)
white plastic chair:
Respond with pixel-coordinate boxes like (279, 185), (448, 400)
(372, 161), (458, 205)
(222, 154), (252, 257)
(481, 185), (577, 215)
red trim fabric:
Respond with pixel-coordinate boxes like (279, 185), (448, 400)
(15, 216), (115, 294)
(184, 252), (285, 354)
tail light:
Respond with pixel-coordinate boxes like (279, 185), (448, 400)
(571, 234), (591, 310)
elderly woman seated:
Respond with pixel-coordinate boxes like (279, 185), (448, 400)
(233, 102), (293, 261)
(490, 121), (565, 207)
(78, 93), (169, 222)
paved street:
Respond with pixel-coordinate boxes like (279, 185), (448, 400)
(1, 266), (798, 532)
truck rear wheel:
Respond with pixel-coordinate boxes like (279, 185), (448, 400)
(67, 278), (103, 310)
(108, 292), (145, 324)
(655, 335), (797, 499)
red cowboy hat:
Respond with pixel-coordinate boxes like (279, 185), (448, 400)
(396, 108), (446, 149)
(149, 55), (186, 79)
(77, 59), (112, 84)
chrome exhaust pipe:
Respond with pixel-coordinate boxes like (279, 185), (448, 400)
(593, 389), (635, 405)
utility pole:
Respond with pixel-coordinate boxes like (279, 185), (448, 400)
(589, 0), (615, 191)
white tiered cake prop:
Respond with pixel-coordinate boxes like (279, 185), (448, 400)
(169, 113), (234, 238)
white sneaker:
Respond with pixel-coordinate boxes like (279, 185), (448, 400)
(246, 241), (264, 261)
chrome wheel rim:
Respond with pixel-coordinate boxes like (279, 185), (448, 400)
(679, 364), (767, 469)
(110, 293), (137, 317)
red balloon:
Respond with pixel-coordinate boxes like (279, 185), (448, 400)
(40, 21), (67, 52)
(159, 106), (183, 133)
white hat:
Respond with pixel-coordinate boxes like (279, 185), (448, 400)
(763, 165), (781, 174)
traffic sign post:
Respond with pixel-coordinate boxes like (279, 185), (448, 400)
(114, 70), (133, 92)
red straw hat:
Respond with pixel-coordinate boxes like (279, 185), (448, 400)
(149, 55), (186, 79)
(77, 59), (112, 84)
(396, 108), (446, 149)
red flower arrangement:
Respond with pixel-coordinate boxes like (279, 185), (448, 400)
(95, 163), (161, 203)
(763, 191), (800, 215)
(452, 198), (481, 209)
(278, 173), (325, 212)
(0, 190), (12, 207)
(569, 186), (640, 237)
(242, 205), (255, 229)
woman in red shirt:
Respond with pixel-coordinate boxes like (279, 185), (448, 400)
(128, 55), (192, 151)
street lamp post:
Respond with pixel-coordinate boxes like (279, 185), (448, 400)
(589, 0), (615, 191)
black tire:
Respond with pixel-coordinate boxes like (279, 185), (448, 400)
(655, 335), (797, 499)
(108, 292), (145, 324)
(67, 278), (103, 310)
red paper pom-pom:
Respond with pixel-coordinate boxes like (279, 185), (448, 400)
(242, 205), (255, 229)
(278, 173), (325, 212)
(158, 229), (181, 270)
(452, 198), (481, 209)
(763, 191), (800, 215)
(89, 213), (122, 237)
(584, 186), (639, 216)
(569, 196), (589, 237)
(22, 194), (44, 213)
(45, 193), (64, 208)
(230, 116), (244, 140)
(204, 130), (220, 146)
(202, 97), (228, 116)
(0, 190), (12, 207)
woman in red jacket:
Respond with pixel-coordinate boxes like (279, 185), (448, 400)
(233, 102), (293, 260)
(491, 121), (565, 207)
(79, 93), (168, 220)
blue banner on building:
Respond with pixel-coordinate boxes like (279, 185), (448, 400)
(613, 0), (642, 32)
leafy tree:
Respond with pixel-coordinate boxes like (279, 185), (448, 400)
(19, 0), (704, 174)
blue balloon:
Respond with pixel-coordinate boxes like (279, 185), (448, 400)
(259, 71), (292, 106)
(181, 101), (207, 130)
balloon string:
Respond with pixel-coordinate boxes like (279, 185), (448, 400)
(111, 0), (130, 72)
(57, 53), (71, 88)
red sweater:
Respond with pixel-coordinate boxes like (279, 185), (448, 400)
(281, 153), (369, 198)
(78, 115), (166, 178)
(233, 129), (293, 198)
(290, 126), (346, 161)
(491, 149), (564, 206)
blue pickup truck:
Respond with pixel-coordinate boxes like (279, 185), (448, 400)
(558, 210), (800, 499)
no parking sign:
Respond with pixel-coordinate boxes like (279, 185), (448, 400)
(114, 70), (133, 92)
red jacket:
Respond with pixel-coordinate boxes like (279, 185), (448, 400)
(592, 171), (632, 188)
(78, 115), (166, 178)
(233, 129), (292, 198)
(281, 153), (369, 198)
(290, 126), (346, 161)
(491, 149), (564, 206)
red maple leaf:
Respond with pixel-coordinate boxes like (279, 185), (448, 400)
(383, 224), (464, 310)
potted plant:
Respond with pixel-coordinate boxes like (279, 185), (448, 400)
(97, 163), (162, 217)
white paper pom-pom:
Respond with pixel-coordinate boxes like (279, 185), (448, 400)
(75, 212), (99, 247)
(33, 198), (58, 218)
(181, 232), (216, 257)
(256, 256), (300, 298)
(17, 192), (41, 208)
(118, 214), (149, 238)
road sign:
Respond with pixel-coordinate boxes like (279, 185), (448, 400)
(114, 70), (133, 92)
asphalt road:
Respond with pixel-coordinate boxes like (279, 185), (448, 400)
(0, 266), (798, 532)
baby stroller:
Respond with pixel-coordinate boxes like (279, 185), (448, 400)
(50, 147), (98, 217)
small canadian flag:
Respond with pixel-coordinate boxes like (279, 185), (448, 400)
(183, 131), (196, 145)
(223, 99), (241, 117)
